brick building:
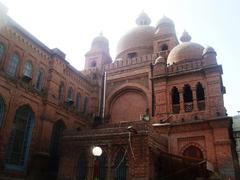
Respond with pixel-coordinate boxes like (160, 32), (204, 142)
(0, 4), (238, 180)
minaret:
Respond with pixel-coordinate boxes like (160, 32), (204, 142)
(85, 33), (112, 71)
(153, 15), (179, 57)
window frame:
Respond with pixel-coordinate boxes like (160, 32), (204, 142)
(7, 53), (20, 77)
(23, 60), (33, 78)
(35, 68), (44, 91)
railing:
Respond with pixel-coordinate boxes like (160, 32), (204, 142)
(184, 102), (193, 112)
(172, 104), (180, 114)
(197, 100), (205, 111)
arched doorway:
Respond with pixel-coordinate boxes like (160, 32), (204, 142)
(76, 152), (88, 180)
(183, 145), (204, 160)
(49, 120), (66, 179)
(93, 152), (107, 180)
(5, 105), (34, 170)
(113, 150), (127, 180)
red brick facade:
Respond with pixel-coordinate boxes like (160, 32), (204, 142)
(0, 7), (238, 180)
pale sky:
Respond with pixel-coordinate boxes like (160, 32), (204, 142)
(1, 0), (239, 116)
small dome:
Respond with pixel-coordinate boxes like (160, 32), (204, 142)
(91, 33), (109, 53)
(136, 11), (151, 25)
(167, 42), (204, 64)
(180, 30), (191, 42)
(202, 46), (217, 56)
(156, 15), (174, 27)
(116, 25), (155, 58)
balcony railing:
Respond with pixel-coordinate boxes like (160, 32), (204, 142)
(172, 104), (180, 114)
(197, 100), (205, 111)
(184, 102), (193, 112)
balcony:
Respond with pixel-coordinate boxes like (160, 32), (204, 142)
(172, 104), (180, 114)
(197, 100), (205, 111)
(184, 102), (193, 112)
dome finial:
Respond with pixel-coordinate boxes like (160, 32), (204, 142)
(180, 30), (191, 42)
(136, 11), (151, 25)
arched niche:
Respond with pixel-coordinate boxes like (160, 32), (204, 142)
(108, 87), (148, 123)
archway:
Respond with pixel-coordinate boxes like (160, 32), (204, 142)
(109, 88), (148, 123)
(183, 145), (204, 160)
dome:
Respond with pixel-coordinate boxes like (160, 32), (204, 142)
(156, 15), (174, 27)
(136, 11), (151, 25)
(91, 33), (109, 53)
(116, 25), (155, 58)
(167, 42), (204, 64)
(202, 46), (217, 56)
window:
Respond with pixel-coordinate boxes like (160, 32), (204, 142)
(127, 52), (137, 59)
(183, 84), (193, 112)
(49, 120), (66, 173)
(83, 97), (88, 114)
(5, 105), (34, 170)
(7, 53), (19, 76)
(113, 150), (127, 180)
(93, 152), (107, 180)
(0, 43), (5, 61)
(171, 87), (180, 114)
(196, 82), (205, 111)
(0, 96), (5, 127)
(23, 61), (32, 78)
(76, 92), (81, 111)
(161, 44), (168, 51)
(76, 152), (88, 180)
(67, 87), (73, 101)
(35, 68), (44, 91)
(91, 61), (96, 67)
(58, 82), (64, 102)
(183, 146), (204, 160)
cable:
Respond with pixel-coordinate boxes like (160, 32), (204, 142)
(113, 148), (127, 171)
(128, 132), (135, 160)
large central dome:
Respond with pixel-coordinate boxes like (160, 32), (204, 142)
(116, 12), (155, 59)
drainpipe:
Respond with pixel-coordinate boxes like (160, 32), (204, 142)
(102, 71), (107, 119)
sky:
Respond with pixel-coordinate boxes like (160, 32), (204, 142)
(0, 0), (239, 116)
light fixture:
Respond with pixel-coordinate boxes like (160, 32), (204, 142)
(92, 146), (102, 156)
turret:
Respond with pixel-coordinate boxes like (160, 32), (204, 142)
(85, 33), (112, 71)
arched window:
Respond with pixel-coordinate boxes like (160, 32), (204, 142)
(76, 152), (88, 180)
(83, 97), (88, 114)
(93, 152), (107, 180)
(58, 81), (64, 102)
(49, 120), (66, 172)
(5, 105), (34, 170)
(113, 150), (127, 180)
(161, 44), (168, 51)
(0, 43), (5, 61)
(23, 61), (32, 78)
(91, 61), (96, 67)
(7, 53), (19, 77)
(171, 87), (180, 114)
(76, 92), (81, 111)
(183, 146), (204, 160)
(183, 84), (193, 112)
(196, 82), (205, 111)
(0, 96), (5, 127)
(67, 87), (73, 101)
(35, 68), (44, 91)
